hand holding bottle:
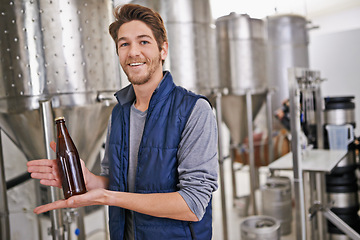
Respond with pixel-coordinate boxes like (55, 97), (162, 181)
(27, 141), (88, 190)
(33, 187), (109, 214)
(27, 141), (62, 188)
(28, 140), (110, 214)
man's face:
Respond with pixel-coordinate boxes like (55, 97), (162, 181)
(116, 20), (167, 85)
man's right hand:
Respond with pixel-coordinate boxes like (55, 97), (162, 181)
(27, 141), (97, 190)
(27, 157), (62, 188)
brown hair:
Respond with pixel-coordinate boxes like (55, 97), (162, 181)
(109, 4), (168, 55)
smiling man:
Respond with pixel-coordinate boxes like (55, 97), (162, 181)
(27, 3), (218, 240)
(117, 21), (164, 84)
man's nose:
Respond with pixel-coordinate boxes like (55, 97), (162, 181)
(128, 43), (141, 57)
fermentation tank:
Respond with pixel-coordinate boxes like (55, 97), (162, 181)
(159, 0), (218, 94)
(0, 0), (120, 238)
(215, 13), (268, 146)
(127, 0), (218, 94)
(0, 0), (120, 166)
(266, 14), (310, 128)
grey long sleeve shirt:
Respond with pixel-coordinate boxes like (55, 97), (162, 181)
(100, 98), (219, 221)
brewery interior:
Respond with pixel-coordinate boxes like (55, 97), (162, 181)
(1, 0), (360, 239)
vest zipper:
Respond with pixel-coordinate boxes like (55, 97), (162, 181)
(188, 222), (196, 240)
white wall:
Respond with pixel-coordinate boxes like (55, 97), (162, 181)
(308, 6), (360, 135)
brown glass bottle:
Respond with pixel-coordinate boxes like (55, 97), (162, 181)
(55, 116), (87, 199)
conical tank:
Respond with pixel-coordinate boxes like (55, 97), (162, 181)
(0, 0), (120, 169)
(215, 13), (268, 145)
(266, 14), (310, 129)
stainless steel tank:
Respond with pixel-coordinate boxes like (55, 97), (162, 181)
(0, 0), (120, 166)
(215, 13), (267, 145)
(266, 14), (310, 127)
(127, 0), (218, 94)
(128, 0), (161, 10)
(158, 0), (218, 94)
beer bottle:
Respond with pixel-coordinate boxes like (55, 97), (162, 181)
(55, 116), (87, 199)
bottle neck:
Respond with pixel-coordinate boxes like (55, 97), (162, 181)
(56, 120), (73, 148)
(56, 120), (66, 136)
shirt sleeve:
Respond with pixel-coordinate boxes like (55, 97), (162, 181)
(177, 98), (219, 221)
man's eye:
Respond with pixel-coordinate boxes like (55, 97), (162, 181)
(141, 41), (149, 45)
(119, 43), (128, 47)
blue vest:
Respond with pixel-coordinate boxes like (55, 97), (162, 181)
(108, 72), (213, 240)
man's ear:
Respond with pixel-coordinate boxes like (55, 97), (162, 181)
(160, 41), (168, 60)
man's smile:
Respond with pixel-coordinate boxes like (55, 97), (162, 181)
(129, 62), (145, 66)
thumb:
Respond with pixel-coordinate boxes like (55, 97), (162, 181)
(50, 141), (56, 152)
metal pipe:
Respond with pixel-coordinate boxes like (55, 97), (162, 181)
(0, 128), (11, 240)
(246, 90), (257, 215)
(266, 89), (274, 163)
(323, 207), (360, 240)
(303, 172), (313, 240)
(309, 202), (360, 240)
(215, 91), (228, 240)
(315, 83), (324, 149)
(308, 172), (317, 239)
(288, 68), (307, 240)
(309, 171), (325, 239)
(314, 74), (326, 239)
(230, 145), (238, 206)
(39, 99), (65, 240)
(6, 172), (31, 190)
(77, 207), (86, 239)
(315, 173), (327, 239)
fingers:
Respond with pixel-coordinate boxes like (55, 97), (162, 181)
(27, 159), (56, 167)
(33, 189), (106, 214)
(27, 142), (61, 188)
(27, 159), (58, 176)
(28, 172), (61, 188)
(34, 199), (67, 214)
(33, 194), (89, 214)
(39, 179), (62, 188)
(29, 171), (54, 179)
(27, 159), (61, 187)
(26, 160), (55, 173)
(50, 141), (56, 152)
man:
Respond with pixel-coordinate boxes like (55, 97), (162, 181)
(27, 3), (218, 240)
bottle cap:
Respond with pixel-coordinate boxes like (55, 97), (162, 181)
(54, 116), (65, 122)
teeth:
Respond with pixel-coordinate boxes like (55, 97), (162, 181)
(129, 62), (144, 66)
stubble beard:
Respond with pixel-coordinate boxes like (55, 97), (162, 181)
(124, 53), (162, 86)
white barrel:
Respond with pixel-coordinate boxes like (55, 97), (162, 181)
(240, 215), (281, 240)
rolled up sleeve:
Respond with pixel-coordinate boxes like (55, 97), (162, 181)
(177, 98), (219, 221)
